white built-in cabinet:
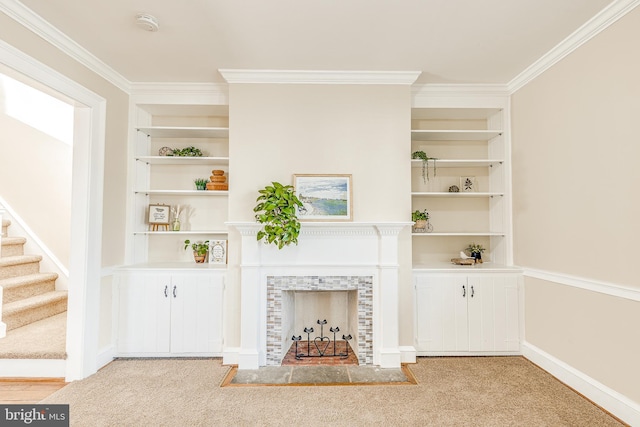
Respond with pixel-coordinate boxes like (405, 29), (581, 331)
(411, 103), (522, 355)
(116, 268), (224, 356)
(115, 102), (229, 357)
(414, 271), (521, 355)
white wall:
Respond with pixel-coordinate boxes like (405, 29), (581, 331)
(512, 5), (640, 405)
(0, 108), (72, 267)
(225, 83), (414, 348)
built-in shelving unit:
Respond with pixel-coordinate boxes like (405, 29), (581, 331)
(410, 106), (511, 269)
(129, 104), (230, 265)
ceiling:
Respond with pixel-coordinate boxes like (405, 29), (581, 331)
(16, 0), (616, 85)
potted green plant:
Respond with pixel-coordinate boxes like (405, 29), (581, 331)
(170, 146), (203, 157)
(184, 239), (209, 263)
(194, 178), (208, 190)
(412, 150), (437, 183)
(412, 209), (432, 233)
(254, 181), (303, 249)
(465, 243), (486, 263)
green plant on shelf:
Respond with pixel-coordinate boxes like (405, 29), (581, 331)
(412, 150), (437, 183)
(194, 178), (209, 190)
(254, 181), (303, 250)
(170, 146), (203, 157)
(184, 239), (210, 256)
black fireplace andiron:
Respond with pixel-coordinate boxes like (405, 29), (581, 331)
(292, 319), (353, 360)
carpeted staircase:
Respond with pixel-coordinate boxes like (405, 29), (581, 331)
(0, 218), (67, 360)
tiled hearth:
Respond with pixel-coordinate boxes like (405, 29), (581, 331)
(228, 222), (413, 370)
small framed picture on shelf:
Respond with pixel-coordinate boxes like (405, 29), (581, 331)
(209, 240), (228, 264)
(460, 176), (477, 193)
(148, 204), (170, 231)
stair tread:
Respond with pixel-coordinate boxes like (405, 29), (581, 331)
(3, 291), (68, 314)
(0, 272), (59, 288)
(0, 255), (42, 267)
(1, 237), (26, 245)
(0, 312), (66, 359)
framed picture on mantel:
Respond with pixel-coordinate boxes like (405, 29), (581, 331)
(293, 174), (352, 221)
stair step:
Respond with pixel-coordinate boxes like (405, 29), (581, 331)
(0, 255), (42, 280)
(2, 291), (68, 331)
(0, 273), (58, 304)
(0, 312), (66, 359)
(1, 236), (27, 257)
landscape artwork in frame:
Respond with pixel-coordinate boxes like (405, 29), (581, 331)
(293, 174), (352, 221)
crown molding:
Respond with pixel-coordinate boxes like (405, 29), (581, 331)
(412, 84), (510, 108)
(219, 69), (422, 85)
(129, 82), (229, 105)
(0, 0), (131, 93)
(508, 0), (640, 93)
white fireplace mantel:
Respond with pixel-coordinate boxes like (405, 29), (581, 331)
(226, 221), (413, 369)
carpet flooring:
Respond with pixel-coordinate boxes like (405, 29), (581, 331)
(40, 357), (624, 426)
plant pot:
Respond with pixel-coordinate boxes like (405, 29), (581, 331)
(471, 252), (483, 263)
(413, 219), (427, 232)
(195, 184), (206, 190)
(193, 251), (208, 263)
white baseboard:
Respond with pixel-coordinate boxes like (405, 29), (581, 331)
(399, 346), (416, 364)
(96, 346), (114, 370)
(0, 359), (66, 378)
(522, 341), (640, 426)
(222, 347), (240, 366)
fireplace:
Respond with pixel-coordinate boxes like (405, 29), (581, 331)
(227, 222), (411, 370)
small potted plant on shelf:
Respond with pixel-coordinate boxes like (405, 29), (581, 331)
(465, 243), (485, 263)
(194, 178), (209, 190)
(412, 150), (437, 183)
(412, 209), (433, 233)
(254, 181), (303, 249)
(170, 146), (203, 157)
(184, 239), (210, 263)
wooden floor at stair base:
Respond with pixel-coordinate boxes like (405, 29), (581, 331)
(0, 378), (67, 404)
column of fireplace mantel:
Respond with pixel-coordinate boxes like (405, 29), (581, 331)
(227, 222), (412, 370)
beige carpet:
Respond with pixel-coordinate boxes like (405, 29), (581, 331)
(41, 357), (623, 426)
(0, 312), (66, 359)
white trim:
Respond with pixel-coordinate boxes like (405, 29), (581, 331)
(411, 84), (510, 109)
(508, 0), (640, 93)
(100, 265), (120, 278)
(222, 347), (241, 366)
(219, 69), (421, 85)
(129, 82), (229, 105)
(0, 38), (106, 382)
(523, 341), (640, 426)
(0, 0), (131, 93)
(0, 359), (66, 377)
(523, 267), (640, 302)
(399, 346), (416, 364)
(96, 346), (115, 370)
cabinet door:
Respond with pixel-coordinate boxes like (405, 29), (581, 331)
(117, 272), (171, 354)
(169, 272), (224, 354)
(467, 274), (519, 352)
(415, 274), (468, 352)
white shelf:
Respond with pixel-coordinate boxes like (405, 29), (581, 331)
(118, 262), (227, 271)
(411, 159), (503, 168)
(134, 230), (228, 235)
(135, 156), (229, 165)
(413, 262), (522, 272)
(137, 126), (229, 138)
(411, 192), (504, 198)
(411, 130), (502, 141)
(412, 232), (505, 237)
(134, 190), (229, 196)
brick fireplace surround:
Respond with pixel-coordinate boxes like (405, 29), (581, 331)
(227, 222), (415, 370)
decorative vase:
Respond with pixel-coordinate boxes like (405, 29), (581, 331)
(472, 252), (483, 263)
(413, 219), (427, 232)
(193, 251), (207, 263)
(172, 218), (181, 231)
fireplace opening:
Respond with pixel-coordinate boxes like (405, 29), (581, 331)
(266, 276), (374, 366)
(281, 290), (358, 366)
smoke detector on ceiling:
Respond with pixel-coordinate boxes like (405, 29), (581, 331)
(135, 14), (159, 32)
